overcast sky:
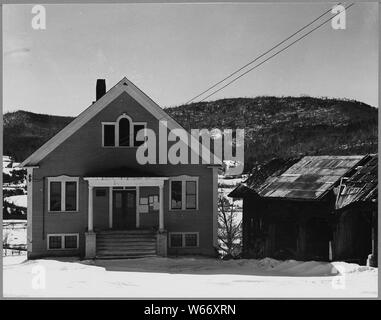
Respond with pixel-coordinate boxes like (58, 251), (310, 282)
(3, 2), (378, 116)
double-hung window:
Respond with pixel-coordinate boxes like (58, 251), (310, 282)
(169, 176), (198, 210)
(48, 176), (79, 212)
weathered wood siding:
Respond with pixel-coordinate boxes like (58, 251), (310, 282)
(242, 196), (334, 261)
(333, 205), (373, 264)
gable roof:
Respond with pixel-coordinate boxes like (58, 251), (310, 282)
(21, 77), (217, 167)
(335, 154), (378, 210)
(229, 155), (368, 200)
(228, 157), (300, 198)
(256, 155), (365, 200)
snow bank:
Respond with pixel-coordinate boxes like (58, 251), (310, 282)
(4, 195), (27, 208)
(270, 260), (338, 276)
(242, 259), (377, 277)
(3, 227), (27, 246)
(3, 219), (27, 225)
(4, 256), (370, 277)
(332, 262), (378, 275)
(218, 178), (244, 186)
(219, 258), (341, 276)
(3, 220), (27, 246)
(3, 256), (377, 298)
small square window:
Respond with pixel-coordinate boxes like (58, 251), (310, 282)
(170, 234), (183, 248)
(48, 236), (62, 249)
(64, 235), (78, 249)
(185, 234), (198, 247)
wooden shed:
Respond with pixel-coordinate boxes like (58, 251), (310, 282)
(229, 155), (376, 263)
(333, 154), (377, 266)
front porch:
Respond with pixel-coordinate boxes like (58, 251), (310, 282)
(83, 176), (169, 259)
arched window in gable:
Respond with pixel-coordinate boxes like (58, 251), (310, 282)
(118, 117), (131, 146)
(102, 113), (146, 148)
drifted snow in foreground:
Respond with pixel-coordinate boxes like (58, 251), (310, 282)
(3, 256), (377, 298)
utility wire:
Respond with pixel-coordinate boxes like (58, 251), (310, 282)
(185, 2), (341, 104)
(197, 3), (353, 103)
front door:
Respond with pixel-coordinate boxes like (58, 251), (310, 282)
(113, 189), (136, 229)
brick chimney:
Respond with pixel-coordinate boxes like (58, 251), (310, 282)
(96, 79), (106, 100)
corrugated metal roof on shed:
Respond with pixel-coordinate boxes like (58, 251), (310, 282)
(228, 157), (300, 198)
(256, 155), (365, 200)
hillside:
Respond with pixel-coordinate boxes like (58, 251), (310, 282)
(3, 96), (378, 171)
(3, 111), (73, 162)
(169, 96), (378, 170)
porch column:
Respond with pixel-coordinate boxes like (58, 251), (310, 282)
(88, 185), (94, 232)
(136, 186), (140, 228)
(85, 183), (96, 259)
(159, 184), (164, 231)
(109, 187), (113, 229)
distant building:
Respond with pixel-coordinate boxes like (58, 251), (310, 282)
(229, 155), (377, 266)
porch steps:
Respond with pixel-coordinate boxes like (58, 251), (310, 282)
(96, 230), (157, 259)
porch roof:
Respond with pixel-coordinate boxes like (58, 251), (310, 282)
(84, 166), (168, 187)
(84, 166), (162, 178)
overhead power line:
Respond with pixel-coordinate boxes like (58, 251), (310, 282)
(197, 3), (354, 103)
(186, 2), (351, 104)
(185, 3), (341, 104)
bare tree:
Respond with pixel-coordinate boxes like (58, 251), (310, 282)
(217, 193), (242, 259)
(3, 230), (10, 257)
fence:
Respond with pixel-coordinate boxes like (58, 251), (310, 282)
(3, 220), (27, 257)
(3, 244), (27, 256)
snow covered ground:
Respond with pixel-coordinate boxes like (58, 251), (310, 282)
(3, 220), (27, 247)
(2, 163), (22, 176)
(3, 220), (27, 256)
(3, 256), (377, 298)
(218, 175), (244, 210)
(4, 195), (27, 208)
(218, 175), (247, 186)
(3, 171), (376, 298)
